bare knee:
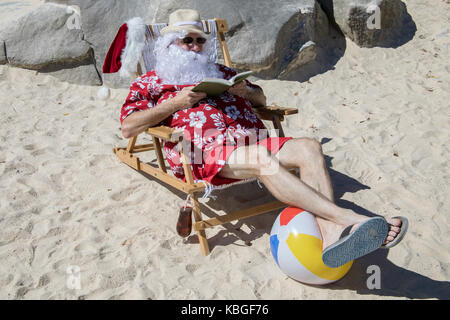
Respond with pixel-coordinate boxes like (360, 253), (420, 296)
(305, 138), (323, 155)
(296, 138), (325, 164)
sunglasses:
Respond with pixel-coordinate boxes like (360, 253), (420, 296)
(181, 36), (207, 45)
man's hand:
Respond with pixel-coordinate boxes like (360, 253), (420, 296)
(171, 86), (207, 111)
(227, 81), (248, 98)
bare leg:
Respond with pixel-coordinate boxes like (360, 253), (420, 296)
(219, 139), (403, 248)
(273, 138), (403, 246)
(274, 138), (342, 248)
(219, 143), (365, 227)
(274, 138), (335, 202)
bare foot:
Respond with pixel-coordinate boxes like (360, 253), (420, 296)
(382, 217), (402, 246)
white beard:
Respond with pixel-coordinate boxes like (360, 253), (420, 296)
(154, 37), (223, 85)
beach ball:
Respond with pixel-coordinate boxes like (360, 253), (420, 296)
(270, 207), (353, 285)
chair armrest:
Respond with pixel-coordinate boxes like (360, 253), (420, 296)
(252, 104), (298, 121)
(146, 126), (184, 142)
(264, 104), (298, 115)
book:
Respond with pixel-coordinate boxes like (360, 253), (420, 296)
(191, 71), (253, 97)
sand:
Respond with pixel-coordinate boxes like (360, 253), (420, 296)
(0, 0), (449, 300)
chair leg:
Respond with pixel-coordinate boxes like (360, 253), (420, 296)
(126, 136), (138, 152)
(272, 115), (285, 137)
(191, 193), (210, 256)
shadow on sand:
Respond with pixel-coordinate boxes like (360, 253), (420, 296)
(134, 134), (448, 299)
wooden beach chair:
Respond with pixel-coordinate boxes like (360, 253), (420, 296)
(113, 18), (298, 256)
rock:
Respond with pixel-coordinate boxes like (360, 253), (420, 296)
(0, 1), (42, 31)
(0, 2), (100, 84)
(318, 0), (414, 47)
(279, 41), (318, 79)
(0, 41), (6, 65)
(152, 0), (329, 79)
(71, 0), (158, 88)
(39, 62), (102, 86)
(1, 0), (334, 86)
(0, 0), (45, 65)
(57, 0), (330, 85)
(45, 0), (70, 4)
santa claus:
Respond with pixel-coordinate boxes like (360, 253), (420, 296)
(102, 8), (408, 268)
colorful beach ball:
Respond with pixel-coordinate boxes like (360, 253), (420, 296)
(270, 207), (353, 285)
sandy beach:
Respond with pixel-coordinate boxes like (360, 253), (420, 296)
(0, 0), (449, 300)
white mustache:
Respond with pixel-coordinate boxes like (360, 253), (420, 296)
(155, 39), (222, 85)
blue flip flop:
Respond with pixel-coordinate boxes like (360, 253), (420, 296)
(322, 217), (389, 268)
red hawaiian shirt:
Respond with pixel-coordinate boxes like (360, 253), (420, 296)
(121, 64), (292, 186)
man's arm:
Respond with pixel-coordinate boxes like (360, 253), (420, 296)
(227, 81), (267, 107)
(121, 87), (206, 139)
(246, 86), (267, 107)
(121, 100), (179, 139)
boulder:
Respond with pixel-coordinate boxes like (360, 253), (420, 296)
(0, 41), (6, 65)
(2, 0), (333, 86)
(0, 0), (416, 85)
(60, 0), (330, 85)
(69, 0), (158, 88)
(39, 63), (102, 86)
(279, 41), (318, 79)
(153, 0), (329, 79)
(0, 2), (100, 84)
(318, 0), (413, 47)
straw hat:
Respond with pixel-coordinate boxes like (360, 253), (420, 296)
(160, 9), (207, 36)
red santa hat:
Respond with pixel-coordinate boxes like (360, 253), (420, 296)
(98, 17), (147, 100)
(102, 23), (128, 74)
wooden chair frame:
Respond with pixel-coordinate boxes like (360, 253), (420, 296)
(114, 18), (298, 255)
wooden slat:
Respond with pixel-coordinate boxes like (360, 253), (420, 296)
(146, 126), (183, 142)
(272, 115), (285, 138)
(191, 194), (210, 256)
(267, 106), (298, 115)
(253, 109), (284, 122)
(255, 105), (298, 116)
(126, 136), (137, 152)
(148, 24), (155, 38)
(152, 137), (167, 173)
(114, 148), (140, 170)
(214, 18), (232, 68)
(114, 148), (207, 193)
(115, 147), (297, 192)
(139, 162), (190, 192)
(214, 18), (228, 32)
(129, 143), (155, 153)
(193, 200), (287, 231)
(180, 146), (195, 185)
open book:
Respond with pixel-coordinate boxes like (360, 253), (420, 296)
(192, 71), (253, 97)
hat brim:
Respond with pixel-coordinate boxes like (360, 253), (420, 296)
(160, 25), (208, 37)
